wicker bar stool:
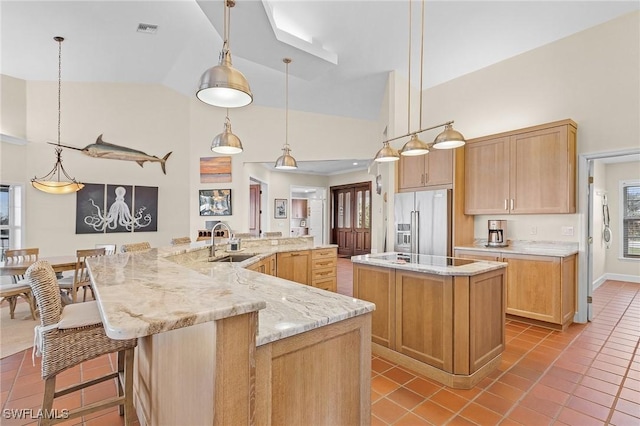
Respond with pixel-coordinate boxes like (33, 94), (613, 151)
(170, 236), (191, 245)
(120, 242), (151, 253)
(26, 260), (137, 425)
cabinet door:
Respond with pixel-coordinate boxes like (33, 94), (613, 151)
(276, 251), (311, 285)
(425, 148), (453, 186)
(453, 249), (500, 262)
(510, 125), (576, 214)
(502, 254), (562, 324)
(464, 137), (510, 214)
(395, 271), (453, 372)
(353, 264), (395, 348)
(398, 155), (425, 191)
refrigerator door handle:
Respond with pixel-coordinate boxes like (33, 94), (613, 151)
(414, 210), (419, 254)
(410, 211), (415, 253)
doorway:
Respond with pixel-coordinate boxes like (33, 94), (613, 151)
(249, 178), (266, 237)
(330, 182), (371, 257)
(290, 186), (326, 244)
(579, 148), (640, 323)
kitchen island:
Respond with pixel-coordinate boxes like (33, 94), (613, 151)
(352, 252), (507, 389)
(87, 240), (374, 425)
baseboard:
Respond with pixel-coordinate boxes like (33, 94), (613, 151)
(602, 273), (640, 284)
(592, 274), (608, 291)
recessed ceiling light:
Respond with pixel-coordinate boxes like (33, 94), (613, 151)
(137, 23), (158, 34)
(353, 162), (358, 166)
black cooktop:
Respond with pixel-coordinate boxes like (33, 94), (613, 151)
(378, 253), (476, 267)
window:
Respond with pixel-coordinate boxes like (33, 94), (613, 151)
(0, 184), (23, 260)
(621, 180), (640, 259)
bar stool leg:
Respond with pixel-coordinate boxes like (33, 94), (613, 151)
(117, 350), (124, 416)
(41, 376), (56, 426)
(124, 348), (135, 425)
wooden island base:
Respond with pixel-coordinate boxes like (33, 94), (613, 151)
(373, 343), (502, 389)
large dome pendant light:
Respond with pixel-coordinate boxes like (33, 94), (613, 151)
(275, 58), (298, 170)
(432, 123), (466, 149)
(401, 0), (429, 156)
(211, 109), (243, 154)
(196, 0), (253, 108)
(31, 36), (84, 195)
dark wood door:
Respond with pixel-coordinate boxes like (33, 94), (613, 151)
(331, 182), (371, 257)
(249, 184), (261, 237)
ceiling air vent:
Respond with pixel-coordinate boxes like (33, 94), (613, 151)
(137, 23), (158, 34)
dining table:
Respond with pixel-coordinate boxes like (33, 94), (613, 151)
(0, 255), (78, 277)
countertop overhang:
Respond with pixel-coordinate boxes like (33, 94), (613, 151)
(351, 252), (506, 276)
(454, 240), (579, 258)
(87, 240), (374, 345)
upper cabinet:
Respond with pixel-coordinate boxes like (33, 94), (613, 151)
(465, 120), (577, 215)
(291, 199), (308, 219)
(397, 148), (453, 191)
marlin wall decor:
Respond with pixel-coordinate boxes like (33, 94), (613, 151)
(52, 134), (172, 174)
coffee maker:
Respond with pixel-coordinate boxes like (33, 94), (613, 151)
(487, 220), (508, 247)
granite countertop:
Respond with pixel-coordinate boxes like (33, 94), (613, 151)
(351, 252), (506, 276)
(454, 240), (579, 258)
(87, 241), (374, 345)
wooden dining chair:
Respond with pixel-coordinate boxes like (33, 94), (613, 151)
(5, 248), (39, 283)
(57, 248), (106, 303)
(1, 248), (39, 319)
(95, 243), (117, 255)
(120, 242), (151, 253)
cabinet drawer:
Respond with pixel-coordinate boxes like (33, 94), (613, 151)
(312, 266), (336, 281)
(312, 248), (337, 259)
(312, 257), (337, 269)
(312, 276), (336, 292)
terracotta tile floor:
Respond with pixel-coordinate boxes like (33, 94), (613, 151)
(1, 259), (638, 425)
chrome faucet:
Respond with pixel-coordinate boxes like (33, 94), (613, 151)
(210, 222), (232, 256)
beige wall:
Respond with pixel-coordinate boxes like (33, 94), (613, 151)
(1, 11), (638, 260)
(1, 74), (27, 139)
(422, 11), (639, 243)
(604, 161), (640, 279)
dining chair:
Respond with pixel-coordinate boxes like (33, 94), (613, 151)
(170, 237), (191, 245)
(95, 243), (117, 255)
(26, 260), (137, 426)
(5, 248), (39, 283)
(120, 242), (151, 253)
(57, 248), (106, 303)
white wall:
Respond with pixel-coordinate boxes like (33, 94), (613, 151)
(604, 161), (640, 278)
(1, 75), (27, 139)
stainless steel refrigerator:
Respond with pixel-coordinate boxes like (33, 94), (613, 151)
(394, 189), (452, 256)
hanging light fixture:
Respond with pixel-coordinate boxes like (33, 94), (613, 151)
(31, 36), (84, 195)
(196, 0), (253, 108)
(401, 0), (429, 157)
(211, 109), (243, 154)
(373, 0), (465, 162)
(275, 58), (298, 170)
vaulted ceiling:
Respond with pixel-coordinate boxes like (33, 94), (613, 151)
(1, 1), (638, 122)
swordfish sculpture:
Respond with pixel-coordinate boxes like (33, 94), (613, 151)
(51, 134), (172, 174)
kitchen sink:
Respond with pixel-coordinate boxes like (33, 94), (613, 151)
(210, 254), (256, 263)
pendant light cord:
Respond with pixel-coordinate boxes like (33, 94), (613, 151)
(407, 1), (411, 135)
(283, 58), (291, 149)
(57, 37), (62, 148)
(419, 0), (424, 130)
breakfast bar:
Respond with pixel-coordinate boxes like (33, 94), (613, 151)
(352, 252), (507, 389)
(87, 241), (374, 425)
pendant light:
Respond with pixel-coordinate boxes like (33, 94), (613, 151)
(401, 0), (429, 156)
(432, 123), (466, 149)
(275, 58), (298, 170)
(196, 0), (253, 108)
(31, 36), (84, 195)
(211, 109), (243, 154)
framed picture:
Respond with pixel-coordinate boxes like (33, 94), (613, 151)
(274, 198), (287, 219)
(199, 189), (232, 216)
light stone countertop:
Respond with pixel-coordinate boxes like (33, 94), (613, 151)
(454, 240), (579, 258)
(87, 241), (374, 346)
(351, 252), (507, 276)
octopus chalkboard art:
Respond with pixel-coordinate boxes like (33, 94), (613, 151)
(76, 183), (158, 234)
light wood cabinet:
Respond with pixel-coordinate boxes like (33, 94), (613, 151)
(398, 148), (453, 191)
(464, 120), (577, 215)
(352, 264), (395, 348)
(311, 247), (337, 292)
(291, 199), (308, 219)
(454, 249), (576, 330)
(247, 254), (276, 276)
(276, 250), (311, 285)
